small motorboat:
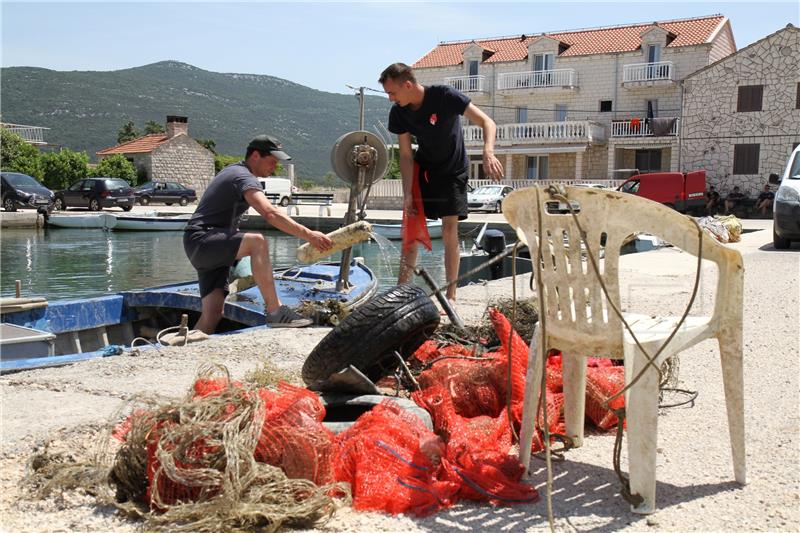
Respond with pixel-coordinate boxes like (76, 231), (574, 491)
(0, 261), (378, 373)
(109, 214), (190, 231)
(371, 219), (443, 240)
(45, 213), (112, 229)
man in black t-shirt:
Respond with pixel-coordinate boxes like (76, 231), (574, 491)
(183, 135), (332, 333)
(380, 63), (503, 303)
(756, 184), (774, 215)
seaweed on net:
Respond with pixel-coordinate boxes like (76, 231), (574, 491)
(24, 363), (350, 532)
(434, 297), (540, 348)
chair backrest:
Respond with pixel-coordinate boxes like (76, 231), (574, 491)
(502, 186), (743, 357)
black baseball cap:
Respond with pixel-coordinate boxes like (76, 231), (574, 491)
(247, 134), (292, 160)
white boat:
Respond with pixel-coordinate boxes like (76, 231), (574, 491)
(110, 214), (190, 231)
(45, 214), (113, 229)
(371, 219), (443, 240)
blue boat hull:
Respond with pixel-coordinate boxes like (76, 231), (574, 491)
(0, 261), (377, 373)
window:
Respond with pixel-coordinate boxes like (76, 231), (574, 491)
(733, 144), (760, 174)
(533, 53), (554, 72)
(468, 60), (479, 77)
(515, 107), (528, 123)
(635, 149), (662, 173)
(554, 104), (567, 122)
(526, 155), (549, 179)
(600, 100), (613, 112)
(646, 99), (659, 119)
(737, 85), (763, 112)
(647, 44), (661, 63)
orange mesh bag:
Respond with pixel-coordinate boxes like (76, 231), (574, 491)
(255, 383), (335, 485)
(417, 359), (505, 418)
(585, 365), (626, 429)
(440, 451), (538, 505)
(333, 401), (459, 516)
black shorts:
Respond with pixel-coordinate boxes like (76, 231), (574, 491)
(183, 228), (244, 298)
(418, 167), (469, 221)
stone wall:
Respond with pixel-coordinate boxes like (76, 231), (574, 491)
(681, 25), (800, 195)
(149, 135), (215, 195)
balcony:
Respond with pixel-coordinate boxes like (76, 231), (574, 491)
(623, 61), (674, 85)
(444, 75), (486, 93)
(464, 120), (606, 146)
(611, 117), (679, 138)
(497, 69), (577, 91)
(1, 123), (49, 144)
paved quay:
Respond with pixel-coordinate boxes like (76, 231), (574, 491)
(0, 214), (798, 532)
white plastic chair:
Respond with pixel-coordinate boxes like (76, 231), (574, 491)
(502, 186), (746, 514)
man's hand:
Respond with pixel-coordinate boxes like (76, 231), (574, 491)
(483, 150), (504, 182)
(307, 231), (333, 252)
(403, 195), (417, 217)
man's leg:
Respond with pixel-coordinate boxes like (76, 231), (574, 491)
(441, 215), (460, 302)
(236, 233), (281, 314)
(398, 244), (419, 284)
(196, 288), (225, 334)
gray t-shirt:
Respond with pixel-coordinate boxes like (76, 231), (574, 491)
(188, 162), (261, 230)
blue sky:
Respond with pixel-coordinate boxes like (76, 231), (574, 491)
(1, 1), (798, 95)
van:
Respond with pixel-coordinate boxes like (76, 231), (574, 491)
(257, 177), (293, 207)
(617, 170), (706, 213)
(769, 144), (800, 249)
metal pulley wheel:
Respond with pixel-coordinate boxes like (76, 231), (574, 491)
(330, 130), (389, 185)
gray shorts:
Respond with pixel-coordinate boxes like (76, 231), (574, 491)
(183, 228), (244, 298)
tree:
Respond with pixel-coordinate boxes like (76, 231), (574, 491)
(196, 138), (217, 154)
(144, 120), (164, 134)
(117, 120), (140, 144)
(385, 150), (401, 179)
(0, 129), (43, 179)
(91, 154), (137, 184)
(323, 171), (337, 190)
(299, 179), (315, 191)
(214, 154), (240, 173)
(41, 149), (89, 190)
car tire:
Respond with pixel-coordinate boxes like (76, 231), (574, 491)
(179, 196), (188, 206)
(3, 196), (17, 212)
(280, 196), (290, 207)
(773, 227), (791, 250)
(165, 202), (173, 206)
(53, 197), (65, 211)
(301, 284), (440, 386)
(89, 198), (101, 211)
(495, 200), (502, 213)
(121, 205), (133, 212)
(139, 196), (150, 206)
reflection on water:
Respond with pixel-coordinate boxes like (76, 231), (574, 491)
(0, 227), (448, 300)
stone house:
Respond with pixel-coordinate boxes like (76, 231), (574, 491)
(681, 24), (800, 196)
(408, 15), (736, 183)
(96, 116), (214, 194)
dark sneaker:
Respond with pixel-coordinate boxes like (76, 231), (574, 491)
(265, 305), (313, 328)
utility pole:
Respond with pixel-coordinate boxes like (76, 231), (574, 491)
(346, 84), (366, 131)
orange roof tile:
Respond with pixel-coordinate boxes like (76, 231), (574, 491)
(413, 15), (726, 68)
(96, 133), (169, 156)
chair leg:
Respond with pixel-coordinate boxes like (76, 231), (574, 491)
(625, 343), (660, 514)
(518, 324), (542, 476)
(718, 334), (747, 485)
(562, 352), (587, 448)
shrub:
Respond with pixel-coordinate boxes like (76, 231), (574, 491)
(0, 129), (43, 179)
(41, 149), (89, 190)
(91, 154), (137, 184)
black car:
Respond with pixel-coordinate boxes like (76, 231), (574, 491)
(53, 177), (135, 211)
(1, 171), (55, 212)
(133, 180), (197, 206)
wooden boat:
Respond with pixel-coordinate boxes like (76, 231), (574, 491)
(0, 261), (377, 373)
(371, 219), (443, 240)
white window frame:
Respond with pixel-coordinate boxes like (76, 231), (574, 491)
(533, 53), (554, 72)
(647, 44), (661, 63)
(554, 104), (568, 122)
(516, 106), (528, 123)
(468, 60), (479, 77)
(526, 155), (549, 179)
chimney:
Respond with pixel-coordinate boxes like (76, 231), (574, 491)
(166, 115), (188, 138)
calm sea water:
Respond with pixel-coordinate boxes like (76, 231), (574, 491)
(0, 227), (451, 300)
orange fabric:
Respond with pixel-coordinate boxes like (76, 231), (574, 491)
(402, 163), (432, 253)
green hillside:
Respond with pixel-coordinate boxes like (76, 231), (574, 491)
(0, 61), (393, 179)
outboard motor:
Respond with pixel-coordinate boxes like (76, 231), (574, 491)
(482, 229), (507, 280)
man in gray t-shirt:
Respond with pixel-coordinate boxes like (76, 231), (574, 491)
(183, 135), (332, 332)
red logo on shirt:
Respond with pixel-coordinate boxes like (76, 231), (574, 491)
(429, 113), (438, 125)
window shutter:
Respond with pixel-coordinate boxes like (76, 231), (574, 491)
(733, 144), (760, 174)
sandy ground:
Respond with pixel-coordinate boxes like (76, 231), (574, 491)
(1, 218), (798, 532)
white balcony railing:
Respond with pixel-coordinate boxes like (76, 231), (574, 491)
(1, 124), (49, 144)
(497, 69), (577, 90)
(623, 61), (673, 82)
(444, 75), (486, 92)
(611, 117), (679, 137)
(464, 120), (607, 145)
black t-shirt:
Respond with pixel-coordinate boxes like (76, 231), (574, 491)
(388, 85), (471, 177)
(188, 162), (261, 230)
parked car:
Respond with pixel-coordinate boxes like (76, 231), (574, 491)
(617, 170), (706, 213)
(467, 185), (514, 213)
(53, 177), (135, 211)
(769, 144), (800, 249)
(134, 180), (197, 206)
(257, 177), (293, 206)
(1, 172), (55, 212)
